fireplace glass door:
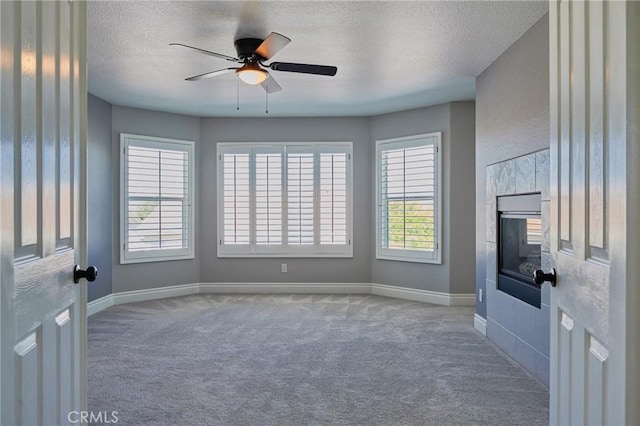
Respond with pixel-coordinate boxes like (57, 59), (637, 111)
(499, 214), (542, 281)
(497, 202), (542, 308)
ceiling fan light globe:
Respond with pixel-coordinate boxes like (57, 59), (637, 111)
(237, 68), (268, 85)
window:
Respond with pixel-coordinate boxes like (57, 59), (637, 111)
(120, 134), (195, 263)
(218, 142), (352, 257)
(376, 133), (441, 263)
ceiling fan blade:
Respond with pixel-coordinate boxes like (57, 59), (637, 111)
(185, 68), (238, 81)
(254, 32), (291, 60)
(170, 43), (240, 63)
(260, 73), (282, 93)
(269, 62), (337, 76)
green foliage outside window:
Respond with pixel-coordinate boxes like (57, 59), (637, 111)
(387, 200), (434, 251)
(134, 201), (158, 221)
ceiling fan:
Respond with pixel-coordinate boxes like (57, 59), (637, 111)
(170, 32), (337, 93)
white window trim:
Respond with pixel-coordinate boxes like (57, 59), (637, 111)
(216, 142), (353, 258)
(120, 133), (195, 264)
(375, 132), (442, 264)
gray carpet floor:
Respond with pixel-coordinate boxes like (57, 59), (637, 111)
(88, 294), (549, 425)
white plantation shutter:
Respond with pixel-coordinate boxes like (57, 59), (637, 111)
(287, 149), (315, 246)
(376, 133), (441, 263)
(381, 145), (435, 250)
(217, 143), (352, 257)
(320, 149), (348, 245)
(121, 134), (194, 263)
(222, 151), (250, 245)
(255, 150), (282, 245)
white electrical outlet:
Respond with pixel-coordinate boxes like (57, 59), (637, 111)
(281, 263), (287, 273)
(479, 289), (483, 302)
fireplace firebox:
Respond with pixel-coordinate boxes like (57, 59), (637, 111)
(497, 194), (542, 308)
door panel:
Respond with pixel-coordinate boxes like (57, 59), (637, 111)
(586, 0), (606, 255)
(15, 331), (41, 426)
(0, 1), (87, 425)
(550, 0), (637, 424)
(18, 0), (39, 252)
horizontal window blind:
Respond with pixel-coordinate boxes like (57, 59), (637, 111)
(376, 133), (441, 263)
(255, 152), (282, 245)
(218, 143), (352, 257)
(121, 134), (194, 263)
(223, 153), (250, 245)
(320, 152), (348, 245)
(287, 152), (314, 245)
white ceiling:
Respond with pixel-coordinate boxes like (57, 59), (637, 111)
(87, 1), (548, 117)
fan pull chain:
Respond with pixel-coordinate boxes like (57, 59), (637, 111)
(236, 77), (239, 111)
(265, 86), (269, 114)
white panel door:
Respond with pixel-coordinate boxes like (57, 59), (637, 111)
(549, 1), (640, 424)
(0, 1), (89, 425)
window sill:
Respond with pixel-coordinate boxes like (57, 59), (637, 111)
(375, 253), (441, 264)
(217, 252), (353, 259)
(120, 253), (195, 265)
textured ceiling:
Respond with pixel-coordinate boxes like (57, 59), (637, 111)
(87, 1), (548, 117)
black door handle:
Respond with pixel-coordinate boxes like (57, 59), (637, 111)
(74, 265), (98, 283)
(532, 268), (556, 287)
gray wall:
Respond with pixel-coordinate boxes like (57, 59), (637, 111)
(370, 102), (476, 294)
(475, 15), (549, 318)
(88, 100), (475, 295)
(370, 105), (450, 293)
(448, 102), (477, 294)
(199, 117), (372, 284)
(111, 106), (201, 293)
(87, 94), (113, 302)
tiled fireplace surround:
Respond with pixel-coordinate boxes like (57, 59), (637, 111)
(486, 149), (550, 386)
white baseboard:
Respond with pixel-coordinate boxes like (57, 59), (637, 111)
(87, 294), (114, 316)
(199, 282), (370, 294)
(474, 313), (487, 335)
(371, 283), (476, 307)
(112, 283), (200, 306)
(88, 282), (475, 316)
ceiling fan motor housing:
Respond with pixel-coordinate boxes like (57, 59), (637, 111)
(234, 38), (265, 61)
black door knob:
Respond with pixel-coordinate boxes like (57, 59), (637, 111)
(533, 268), (556, 287)
(74, 265), (98, 283)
